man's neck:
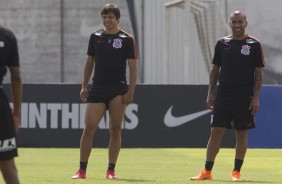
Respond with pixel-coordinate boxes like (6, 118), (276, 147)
(232, 34), (247, 40)
(104, 27), (120, 34)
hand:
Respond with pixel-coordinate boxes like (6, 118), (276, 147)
(249, 96), (259, 114)
(206, 95), (214, 110)
(13, 114), (20, 134)
(80, 88), (88, 102)
(122, 92), (134, 105)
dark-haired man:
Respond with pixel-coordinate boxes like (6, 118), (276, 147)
(0, 25), (22, 184)
(72, 3), (137, 180)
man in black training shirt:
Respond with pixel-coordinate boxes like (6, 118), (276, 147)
(0, 25), (22, 184)
(72, 3), (137, 180)
(191, 11), (265, 181)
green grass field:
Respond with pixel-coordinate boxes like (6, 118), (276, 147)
(3, 148), (282, 184)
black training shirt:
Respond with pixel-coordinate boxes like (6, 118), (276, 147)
(212, 35), (265, 103)
(87, 29), (137, 86)
(0, 26), (19, 85)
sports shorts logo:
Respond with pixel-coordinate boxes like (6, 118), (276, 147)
(0, 137), (16, 152)
(241, 45), (251, 55)
(164, 106), (211, 127)
(113, 38), (122, 48)
(0, 41), (5, 47)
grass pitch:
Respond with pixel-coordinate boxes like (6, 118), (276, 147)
(4, 148), (282, 184)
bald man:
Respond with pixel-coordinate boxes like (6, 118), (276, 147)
(191, 11), (265, 181)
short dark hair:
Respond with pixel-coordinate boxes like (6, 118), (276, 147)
(101, 3), (120, 19)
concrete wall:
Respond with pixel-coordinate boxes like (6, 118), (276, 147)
(0, 0), (62, 82)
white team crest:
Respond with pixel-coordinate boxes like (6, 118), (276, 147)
(113, 38), (122, 48)
(241, 45), (251, 55)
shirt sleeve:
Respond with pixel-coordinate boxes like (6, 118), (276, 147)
(212, 41), (221, 66)
(87, 34), (95, 56)
(253, 42), (265, 68)
(126, 36), (137, 59)
(7, 31), (19, 67)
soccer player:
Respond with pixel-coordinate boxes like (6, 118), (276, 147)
(0, 25), (22, 184)
(191, 11), (265, 181)
(72, 3), (137, 180)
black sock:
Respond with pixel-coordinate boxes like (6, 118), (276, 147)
(234, 159), (243, 172)
(108, 163), (116, 171)
(205, 161), (214, 171)
(80, 162), (88, 170)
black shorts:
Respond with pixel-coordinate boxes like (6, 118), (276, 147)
(87, 84), (128, 108)
(211, 101), (255, 130)
(0, 89), (18, 161)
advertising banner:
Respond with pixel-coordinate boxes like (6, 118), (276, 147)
(3, 84), (239, 148)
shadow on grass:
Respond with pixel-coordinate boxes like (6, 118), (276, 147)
(91, 178), (156, 183)
(214, 179), (275, 183)
(113, 178), (156, 183)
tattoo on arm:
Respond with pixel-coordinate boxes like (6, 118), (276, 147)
(208, 66), (219, 95)
(254, 68), (263, 97)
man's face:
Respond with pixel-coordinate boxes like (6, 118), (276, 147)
(229, 14), (247, 37)
(102, 12), (119, 31)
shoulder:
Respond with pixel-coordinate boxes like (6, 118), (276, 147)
(118, 29), (135, 40)
(218, 35), (232, 44)
(245, 35), (262, 45)
(213, 36), (232, 49)
(0, 25), (17, 42)
(91, 29), (104, 38)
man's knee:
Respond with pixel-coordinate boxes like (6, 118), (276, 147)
(109, 125), (122, 136)
(210, 128), (226, 138)
(235, 130), (248, 144)
(83, 124), (97, 137)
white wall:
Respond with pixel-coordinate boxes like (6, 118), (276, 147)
(142, 0), (226, 84)
(141, 0), (282, 84)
